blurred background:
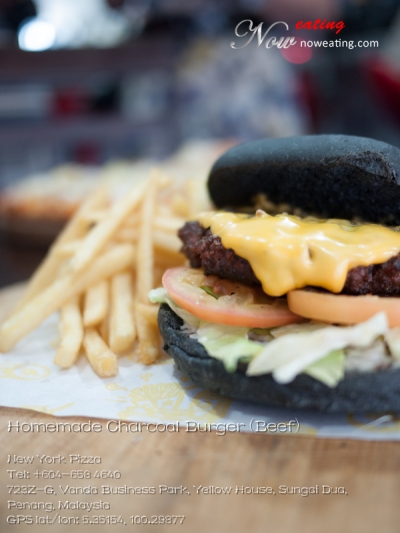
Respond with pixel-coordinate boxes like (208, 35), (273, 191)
(2, 0), (400, 286)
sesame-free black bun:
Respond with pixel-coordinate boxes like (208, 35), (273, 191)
(159, 304), (400, 413)
(208, 135), (400, 224)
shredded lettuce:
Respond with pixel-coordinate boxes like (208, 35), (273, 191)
(304, 349), (345, 388)
(166, 298), (201, 329)
(345, 340), (391, 372)
(196, 322), (346, 385)
(270, 322), (326, 338)
(148, 287), (168, 304)
(196, 323), (263, 372)
(148, 288), (200, 328)
(247, 312), (388, 383)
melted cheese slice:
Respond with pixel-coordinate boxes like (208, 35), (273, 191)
(197, 211), (400, 297)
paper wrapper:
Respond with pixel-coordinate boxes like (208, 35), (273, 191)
(1, 314), (400, 441)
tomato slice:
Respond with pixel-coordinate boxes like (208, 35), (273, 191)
(162, 267), (302, 328)
(288, 289), (400, 327)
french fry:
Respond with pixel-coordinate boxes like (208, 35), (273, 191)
(135, 303), (161, 364)
(0, 244), (135, 352)
(70, 180), (146, 274)
(124, 212), (140, 228)
(100, 309), (110, 344)
(54, 296), (83, 368)
(136, 302), (159, 328)
(153, 231), (181, 253)
(170, 192), (190, 218)
(54, 240), (83, 258)
(83, 280), (109, 327)
(115, 216), (185, 242)
(136, 172), (158, 305)
(83, 328), (118, 377)
(154, 215), (185, 233)
(16, 186), (108, 310)
(1, 157), (211, 377)
(153, 266), (166, 288)
(81, 209), (109, 223)
(185, 177), (210, 217)
(114, 227), (138, 242)
(134, 172), (164, 363)
(154, 248), (185, 270)
(109, 272), (135, 352)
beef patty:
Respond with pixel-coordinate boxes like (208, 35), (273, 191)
(178, 221), (400, 296)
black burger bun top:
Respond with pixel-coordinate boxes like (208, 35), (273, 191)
(208, 135), (400, 224)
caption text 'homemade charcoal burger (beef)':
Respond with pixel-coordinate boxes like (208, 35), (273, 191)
(152, 135), (400, 412)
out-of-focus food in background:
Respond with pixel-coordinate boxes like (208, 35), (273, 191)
(0, 139), (231, 246)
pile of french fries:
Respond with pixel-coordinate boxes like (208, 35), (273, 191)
(0, 169), (210, 377)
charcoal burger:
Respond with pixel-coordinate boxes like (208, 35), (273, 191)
(153, 135), (400, 412)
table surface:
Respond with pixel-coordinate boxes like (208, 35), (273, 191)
(0, 284), (399, 533)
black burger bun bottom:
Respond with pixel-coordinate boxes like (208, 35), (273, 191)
(159, 304), (400, 413)
(209, 135), (400, 224)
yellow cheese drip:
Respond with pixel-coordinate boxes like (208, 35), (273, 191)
(197, 211), (400, 297)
